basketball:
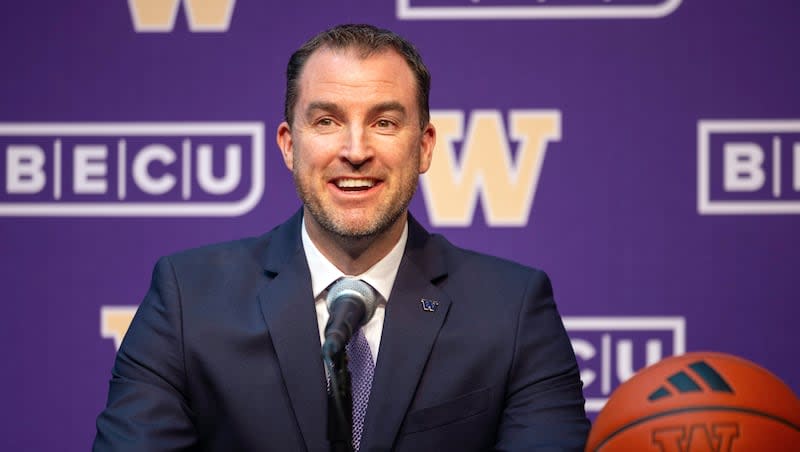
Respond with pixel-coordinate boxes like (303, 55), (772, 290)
(586, 351), (800, 451)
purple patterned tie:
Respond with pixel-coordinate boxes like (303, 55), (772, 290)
(346, 325), (375, 451)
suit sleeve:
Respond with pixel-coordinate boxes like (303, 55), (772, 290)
(93, 256), (198, 451)
(494, 269), (590, 451)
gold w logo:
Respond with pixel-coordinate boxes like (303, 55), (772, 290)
(127, 0), (236, 32)
(422, 110), (561, 227)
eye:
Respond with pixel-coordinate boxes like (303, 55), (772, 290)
(375, 118), (396, 129)
(312, 117), (340, 132)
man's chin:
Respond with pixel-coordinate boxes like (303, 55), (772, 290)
(329, 222), (384, 240)
(304, 202), (407, 242)
(325, 213), (403, 242)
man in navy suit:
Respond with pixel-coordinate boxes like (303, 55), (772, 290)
(94, 24), (589, 451)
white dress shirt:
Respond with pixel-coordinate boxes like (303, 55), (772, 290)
(301, 217), (408, 365)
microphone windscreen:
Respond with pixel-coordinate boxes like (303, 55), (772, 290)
(325, 277), (378, 324)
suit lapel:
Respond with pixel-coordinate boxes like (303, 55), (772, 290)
(257, 211), (328, 452)
(359, 216), (451, 451)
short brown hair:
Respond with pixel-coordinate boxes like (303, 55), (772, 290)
(283, 24), (431, 128)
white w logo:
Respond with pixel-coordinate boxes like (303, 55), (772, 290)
(127, 0), (236, 32)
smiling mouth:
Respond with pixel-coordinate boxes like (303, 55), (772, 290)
(334, 178), (377, 192)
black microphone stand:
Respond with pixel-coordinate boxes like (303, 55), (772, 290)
(324, 347), (354, 452)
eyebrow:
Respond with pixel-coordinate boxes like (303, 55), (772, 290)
(304, 101), (407, 121)
(367, 101), (407, 119)
(304, 101), (346, 121)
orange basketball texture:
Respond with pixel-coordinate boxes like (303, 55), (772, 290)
(586, 352), (800, 451)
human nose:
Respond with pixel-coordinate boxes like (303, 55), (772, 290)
(340, 126), (373, 166)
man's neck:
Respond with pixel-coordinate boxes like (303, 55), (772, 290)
(303, 209), (407, 275)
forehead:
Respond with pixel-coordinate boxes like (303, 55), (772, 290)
(296, 46), (417, 104)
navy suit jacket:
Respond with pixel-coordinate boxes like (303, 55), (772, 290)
(94, 210), (589, 451)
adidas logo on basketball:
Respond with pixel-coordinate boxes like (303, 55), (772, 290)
(647, 360), (734, 401)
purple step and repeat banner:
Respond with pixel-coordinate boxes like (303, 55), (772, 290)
(2, 0), (798, 449)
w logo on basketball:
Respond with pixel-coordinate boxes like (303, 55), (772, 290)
(652, 423), (740, 452)
(648, 360), (734, 402)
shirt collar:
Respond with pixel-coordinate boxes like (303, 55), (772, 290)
(301, 215), (408, 302)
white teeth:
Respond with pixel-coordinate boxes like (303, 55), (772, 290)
(336, 179), (375, 188)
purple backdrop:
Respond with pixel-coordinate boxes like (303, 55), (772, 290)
(1, 0), (798, 449)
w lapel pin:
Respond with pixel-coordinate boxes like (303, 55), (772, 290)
(420, 298), (439, 312)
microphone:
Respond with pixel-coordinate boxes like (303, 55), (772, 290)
(322, 278), (378, 358)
